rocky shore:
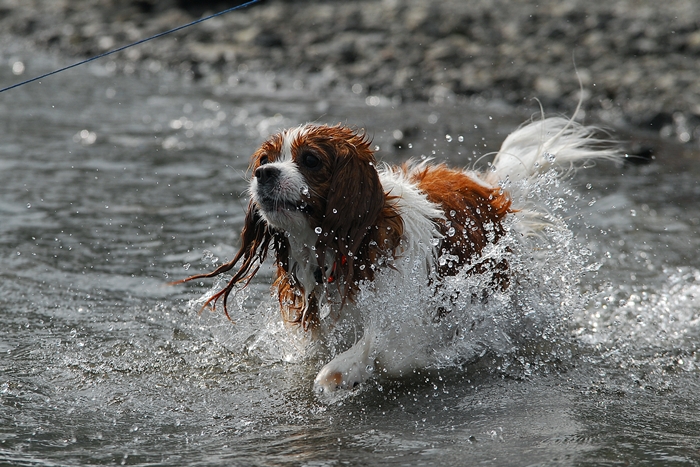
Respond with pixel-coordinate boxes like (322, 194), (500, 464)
(2, 0), (699, 148)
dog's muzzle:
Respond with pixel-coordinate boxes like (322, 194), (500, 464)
(255, 165), (280, 186)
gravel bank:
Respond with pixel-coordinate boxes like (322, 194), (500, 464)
(1, 0), (699, 147)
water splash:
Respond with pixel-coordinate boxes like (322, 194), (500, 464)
(578, 267), (700, 351)
(190, 168), (598, 382)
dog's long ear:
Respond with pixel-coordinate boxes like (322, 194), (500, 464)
(316, 129), (385, 291)
(173, 200), (274, 318)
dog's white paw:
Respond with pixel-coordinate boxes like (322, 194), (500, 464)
(313, 339), (375, 393)
(314, 360), (374, 393)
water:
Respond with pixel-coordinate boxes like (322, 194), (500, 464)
(2, 53), (700, 466)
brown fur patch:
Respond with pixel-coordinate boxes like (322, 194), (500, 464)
(409, 164), (512, 286)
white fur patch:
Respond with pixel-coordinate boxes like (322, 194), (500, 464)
(280, 125), (309, 162)
(378, 163), (443, 266)
(487, 117), (618, 190)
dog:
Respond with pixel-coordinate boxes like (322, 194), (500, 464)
(176, 117), (617, 393)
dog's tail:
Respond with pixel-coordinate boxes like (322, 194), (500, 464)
(486, 117), (618, 192)
(484, 117), (619, 232)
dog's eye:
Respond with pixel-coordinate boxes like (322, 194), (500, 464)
(301, 152), (320, 169)
(259, 156), (269, 166)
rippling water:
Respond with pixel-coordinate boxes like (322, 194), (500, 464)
(2, 54), (700, 466)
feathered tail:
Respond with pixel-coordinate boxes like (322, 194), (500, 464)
(484, 117), (620, 232)
(487, 117), (618, 191)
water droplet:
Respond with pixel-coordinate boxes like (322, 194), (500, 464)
(332, 208), (338, 214)
(630, 209), (637, 217)
(586, 183), (592, 189)
(12, 61), (25, 75)
(458, 135), (464, 142)
(183, 263), (191, 270)
(447, 227), (456, 237)
(543, 152), (556, 162)
(314, 226), (322, 234)
(445, 134), (452, 142)
(26, 203), (31, 208)
(301, 186), (309, 196)
(449, 210), (456, 217)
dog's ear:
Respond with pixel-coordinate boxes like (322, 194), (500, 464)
(316, 129), (385, 288)
(174, 200), (276, 318)
(235, 200), (274, 270)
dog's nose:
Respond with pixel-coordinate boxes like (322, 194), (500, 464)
(255, 165), (280, 185)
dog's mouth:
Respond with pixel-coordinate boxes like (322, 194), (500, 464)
(256, 195), (313, 215)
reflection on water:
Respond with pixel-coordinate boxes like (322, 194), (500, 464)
(1, 53), (700, 466)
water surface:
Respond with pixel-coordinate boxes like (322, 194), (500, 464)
(2, 54), (700, 466)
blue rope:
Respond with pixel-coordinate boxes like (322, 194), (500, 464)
(0, 0), (262, 94)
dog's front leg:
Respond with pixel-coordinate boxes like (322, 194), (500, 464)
(313, 331), (376, 393)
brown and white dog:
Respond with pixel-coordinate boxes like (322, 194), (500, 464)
(177, 118), (616, 393)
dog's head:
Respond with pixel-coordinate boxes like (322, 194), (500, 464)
(249, 124), (389, 272)
(177, 124), (401, 323)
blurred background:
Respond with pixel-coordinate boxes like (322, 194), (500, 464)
(2, 0), (700, 153)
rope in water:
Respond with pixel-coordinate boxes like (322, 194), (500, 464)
(0, 0), (262, 94)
